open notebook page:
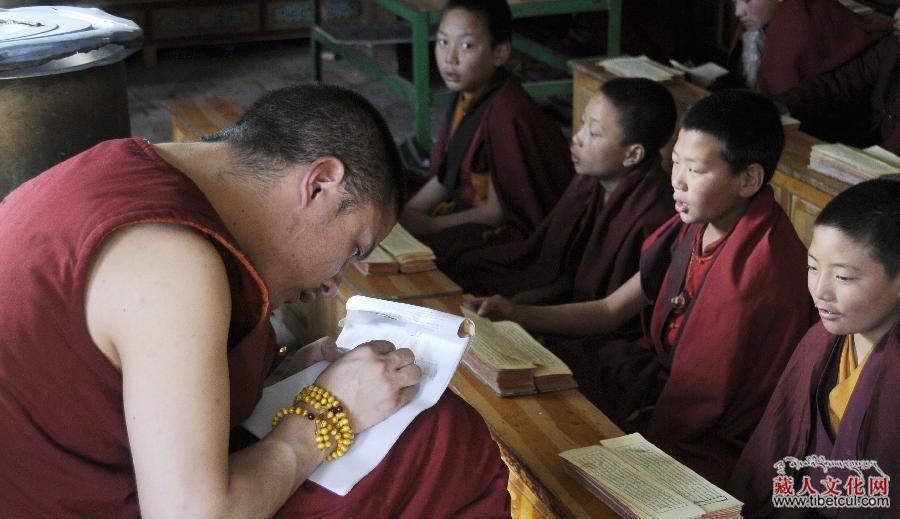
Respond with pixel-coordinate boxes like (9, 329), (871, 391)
(242, 296), (471, 495)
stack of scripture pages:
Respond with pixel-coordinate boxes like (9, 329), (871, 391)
(242, 296), (473, 495)
(375, 224), (436, 274)
(352, 245), (399, 275)
(460, 307), (576, 396)
(560, 433), (742, 519)
(668, 60), (727, 88)
(809, 143), (900, 184)
(780, 114), (800, 132)
(598, 55), (685, 83)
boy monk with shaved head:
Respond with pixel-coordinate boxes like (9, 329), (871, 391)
(468, 90), (817, 486)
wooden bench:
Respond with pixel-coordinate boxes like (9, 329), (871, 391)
(161, 97), (244, 143)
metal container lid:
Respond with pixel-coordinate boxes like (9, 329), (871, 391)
(0, 6), (142, 79)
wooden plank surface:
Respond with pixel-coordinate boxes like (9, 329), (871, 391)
(416, 295), (623, 519)
(162, 97), (244, 142)
(342, 264), (462, 301)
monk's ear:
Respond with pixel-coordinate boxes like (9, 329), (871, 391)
(737, 163), (764, 198)
(622, 144), (645, 168)
(297, 156), (346, 209)
(492, 41), (511, 67)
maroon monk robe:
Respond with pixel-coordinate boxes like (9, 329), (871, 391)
(448, 154), (673, 305)
(731, 323), (900, 519)
(584, 187), (816, 487)
(724, 0), (885, 97)
(0, 138), (509, 518)
(779, 35), (900, 154)
(419, 71), (574, 267)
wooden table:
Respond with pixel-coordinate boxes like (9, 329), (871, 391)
(306, 277), (624, 518)
(569, 57), (854, 246)
(420, 295), (623, 519)
(310, 0), (622, 151)
(305, 265), (462, 339)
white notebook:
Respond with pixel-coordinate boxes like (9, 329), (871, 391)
(242, 296), (473, 495)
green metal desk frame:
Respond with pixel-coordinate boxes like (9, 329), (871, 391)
(310, 0), (622, 151)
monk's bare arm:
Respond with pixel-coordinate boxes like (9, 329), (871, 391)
(85, 223), (326, 518)
(470, 273), (647, 336)
(404, 176), (448, 214)
(510, 273), (573, 305)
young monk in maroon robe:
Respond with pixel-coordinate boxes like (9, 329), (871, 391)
(400, 0), (574, 267)
(0, 85), (509, 518)
(776, 7), (900, 154)
(730, 178), (900, 519)
(449, 78), (676, 320)
(721, 0), (885, 97)
(467, 90), (817, 487)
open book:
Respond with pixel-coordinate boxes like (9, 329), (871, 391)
(242, 296), (473, 495)
(598, 55), (685, 83)
(809, 143), (900, 184)
(560, 433), (743, 519)
(460, 307), (576, 396)
(668, 60), (727, 88)
(355, 223), (436, 275)
(352, 245), (399, 275)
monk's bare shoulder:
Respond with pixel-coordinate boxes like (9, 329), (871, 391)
(85, 222), (231, 369)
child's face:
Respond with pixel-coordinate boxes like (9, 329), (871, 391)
(570, 93), (631, 178)
(734, 0), (781, 30)
(671, 129), (749, 231)
(435, 8), (507, 96)
(808, 225), (900, 343)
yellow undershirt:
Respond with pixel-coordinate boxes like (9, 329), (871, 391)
(435, 94), (489, 211)
(828, 334), (872, 434)
(450, 95), (477, 137)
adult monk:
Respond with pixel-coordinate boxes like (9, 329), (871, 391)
(450, 78), (676, 325)
(721, 0), (884, 97)
(777, 6), (900, 153)
(0, 85), (509, 518)
(467, 90), (817, 487)
(401, 0), (574, 268)
(731, 178), (900, 519)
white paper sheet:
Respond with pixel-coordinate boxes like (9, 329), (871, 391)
(242, 296), (472, 495)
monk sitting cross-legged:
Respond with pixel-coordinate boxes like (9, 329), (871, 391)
(451, 77), (676, 343)
(0, 85), (509, 518)
(400, 0), (574, 268)
(466, 90), (817, 487)
(718, 0), (885, 97)
(776, 6), (900, 154)
(731, 178), (900, 519)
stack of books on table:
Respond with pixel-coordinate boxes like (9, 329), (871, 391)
(598, 55), (685, 83)
(668, 60), (727, 88)
(560, 433), (743, 519)
(353, 224), (436, 275)
(460, 307), (576, 396)
(780, 114), (800, 132)
(809, 143), (900, 184)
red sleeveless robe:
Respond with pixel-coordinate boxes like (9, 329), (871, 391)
(0, 138), (508, 518)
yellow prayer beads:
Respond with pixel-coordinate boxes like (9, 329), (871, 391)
(271, 384), (355, 462)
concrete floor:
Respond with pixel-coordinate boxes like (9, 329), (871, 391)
(125, 38), (572, 153)
(126, 39), (442, 148)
